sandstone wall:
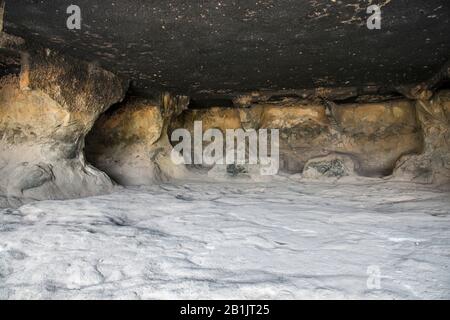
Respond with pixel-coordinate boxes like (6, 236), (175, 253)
(394, 90), (450, 184)
(171, 100), (423, 177)
(85, 94), (190, 186)
(0, 49), (126, 207)
(1, 47), (448, 207)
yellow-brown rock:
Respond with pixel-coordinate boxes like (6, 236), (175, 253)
(173, 100), (423, 176)
(86, 96), (190, 186)
(332, 101), (423, 175)
(0, 48), (126, 206)
(394, 91), (450, 184)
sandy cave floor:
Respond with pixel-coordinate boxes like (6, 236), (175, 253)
(0, 180), (449, 299)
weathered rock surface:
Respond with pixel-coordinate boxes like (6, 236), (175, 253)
(85, 94), (190, 186)
(331, 101), (423, 176)
(394, 91), (450, 185)
(0, 44), (447, 200)
(250, 104), (332, 173)
(172, 100), (423, 177)
(0, 49), (126, 206)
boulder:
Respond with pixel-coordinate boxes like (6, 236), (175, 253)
(302, 154), (358, 180)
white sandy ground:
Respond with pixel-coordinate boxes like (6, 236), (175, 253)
(0, 179), (449, 299)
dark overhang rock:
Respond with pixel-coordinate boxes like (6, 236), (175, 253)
(3, 0), (450, 97)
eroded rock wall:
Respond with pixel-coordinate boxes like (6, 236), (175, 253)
(85, 94), (190, 186)
(0, 49), (126, 206)
(1, 45), (448, 206)
(331, 101), (423, 176)
(394, 91), (450, 184)
(171, 100), (423, 177)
